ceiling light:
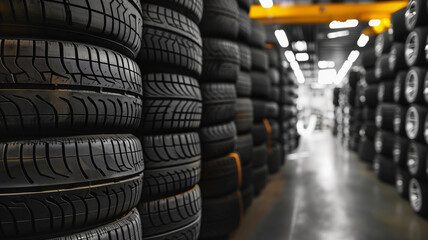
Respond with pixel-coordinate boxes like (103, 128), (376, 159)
(369, 19), (381, 27)
(295, 69), (305, 84)
(318, 69), (337, 84)
(290, 61), (300, 70)
(318, 61), (335, 69)
(295, 53), (309, 62)
(348, 50), (360, 62)
(284, 50), (295, 62)
(329, 19), (359, 29)
(293, 41), (307, 52)
(274, 29), (289, 48)
(327, 30), (350, 39)
(357, 34), (370, 47)
(335, 60), (353, 84)
(259, 0), (273, 8)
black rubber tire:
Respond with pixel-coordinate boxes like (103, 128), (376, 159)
(375, 31), (392, 58)
(237, 0), (251, 11)
(375, 54), (394, 80)
(141, 73), (202, 133)
(200, 155), (240, 198)
(266, 102), (279, 119)
(362, 84), (379, 108)
(251, 48), (269, 71)
(235, 98), (254, 134)
(241, 161), (253, 189)
(139, 3), (202, 76)
(280, 106), (297, 120)
(270, 119), (280, 141)
(360, 122), (377, 140)
(363, 107), (376, 121)
(393, 136), (410, 168)
(268, 143), (281, 174)
(199, 0), (239, 40)
(238, 8), (251, 41)
(407, 141), (427, 179)
(239, 44), (252, 71)
(375, 130), (395, 157)
(0, 0), (142, 58)
(200, 192), (241, 239)
(252, 164), (268, 196)
(405, 67), (427, 104)
(236, 134), (253, 166)
(249, 19), (266, 48)
(394, 71), (408, 104)
(253, 100), (269, 122)
(56, 208), (142, 240)
(266, 49), (280, 68)
(390, 7), (409, 42)
(237, 71), (252, 97)
(200, 122), (237, 160)
(393, 106), (408, 136)
(405, 0), (428, 31)
(242, 185), (254, 212)
(361, 50), (376, 68)
(375, 103), (396, 131)
(405, 27), (428, 67)
(202, 38), (240, 83)
(201, 83), (236, 126)
(396, 168), (411, 200)
(251, 71), (272, 99)
(389, 43), (406, 72)
(364, 69), (378, 85)
(252, 123), (268, 146)
(139, 185), (201, 240)
(252, 144), (269, 168)
(144, 0), (203, 24)
(0, 135), (144, 239)
(270, 87), (280, 102)
(378, 81), (395, 103)
(268, 68), (281, 85)
(373, 154), (396, 184)
(358, 137), (376, 163)
(409, 178), (428, 217)
(142, 132), (201, 200)
(405, 105), (428, 141)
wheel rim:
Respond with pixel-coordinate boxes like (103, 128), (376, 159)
(375, 132), (382, 153)
(396, 172), (404, 194)
(405, 0), (418, 30)
(394, 107), (402, 133)
(424, 115), (428, 143)
(406, 107), (419, 139)
(375, 106), (382, 128)
(405, 32), (419, 66)
(405, 70), (418, 103)
(393, 141), (401, 164)
(394, 76), (401, 102)
(407, 143), (419, 175)
(375, 34), (385, 56)
(410, 179), (423, 212)
(373, 157), (380, 175)
(389, 47), (397, 71)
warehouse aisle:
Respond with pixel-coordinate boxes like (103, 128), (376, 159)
(232, 131), (428, 240)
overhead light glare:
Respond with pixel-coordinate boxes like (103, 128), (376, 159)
(335, 60), (353, 84)
(293, 41), (307, 52)
(318, 61), (335, 69)
(348, 50), (360, 62)
(318, 69), (337, 84)
(295, 53), (309, 62)
(327, 30), (350, 39)
(284, 50), (295, 62)
(369, 19), (381, 27)
(329, 19), (359, 29)
(274, 29), (289, 48)
(295, 69), (305, 84)
(290, 61), (300, 71)
(357, 34), (370, 47)
(259, 0), (273, 8)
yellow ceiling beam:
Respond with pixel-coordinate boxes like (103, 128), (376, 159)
(249, 1), (408, 24)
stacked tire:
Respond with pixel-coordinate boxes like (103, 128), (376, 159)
(198, 0), (243, 238)
(281, 72), (300, 154)
(136, 1), (204, 239)
(333, 87), (341, 136)
(0, 1), (145, 239)
(349, 71), (364, 151)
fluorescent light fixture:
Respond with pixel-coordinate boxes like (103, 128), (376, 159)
(282, 60), (289, 68)
(259, 0), (273, 8)
(369, 19), (381, 27)
(290, 61), (300, 71)
(284, 50), (295, 62)
(357, 34), (370, 47)
(329, 19), (359, 29)
(335, 60), (353, 84)
(275, 29), (289, 48)
(295, 53), (309, 62)
(318, 69), (337, 84)
(295, 69), (305, 84)
(348, 50), (360, 62)
(293, 41), (307, 52)
(318, 60), (335, 69)
(327, 30), (350, 39)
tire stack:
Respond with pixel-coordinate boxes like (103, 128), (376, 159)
(235, 0), (256, 212)
(333, 87), (341, 136)
(373, 30), (396, 184)
(348, 70), (363, 151)
(198, 0), (243, 238)
(337, 85), (351, 146)
(358, 48), (378, 163)
(249, 19), (270, 196)
(0, 1), (145, 239)
(281, 72), (300, 155)
(136, 1), (203, 239)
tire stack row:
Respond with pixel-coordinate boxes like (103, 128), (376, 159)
(198, 0), (243, 238)
(249, 20), (271, 196)
(336, 84), (352, 146)
(348, 70), (363, 151)
(137, 1), (204, 239)
(280, 71), (300, 155)
(0, 1), (145, 239)
(333, 87), (341, 136)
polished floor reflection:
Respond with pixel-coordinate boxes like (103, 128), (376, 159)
(231, 131), (428, 240)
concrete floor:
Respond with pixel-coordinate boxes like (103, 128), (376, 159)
(231, 131), (428, 240)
